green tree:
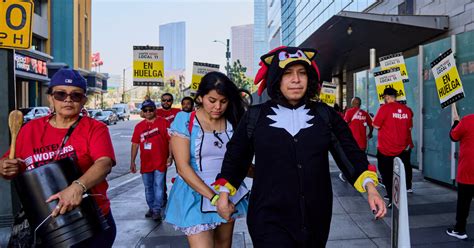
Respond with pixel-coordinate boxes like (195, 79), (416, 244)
(227, 59), (253, 91)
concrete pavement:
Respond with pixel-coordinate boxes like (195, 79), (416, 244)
(107, 156), (474, 247)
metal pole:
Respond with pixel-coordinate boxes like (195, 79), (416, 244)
(226, 39), (231, 77)
(122, 68), (126, 103)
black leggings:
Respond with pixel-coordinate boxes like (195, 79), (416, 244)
(455, 183), (474, 232)
(377, 150), (412, 202)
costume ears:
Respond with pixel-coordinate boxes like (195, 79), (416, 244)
(260, 48), (318, 66)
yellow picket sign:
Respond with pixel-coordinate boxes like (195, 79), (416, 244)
(430, 49), (465, 108)
(374, 68), (407, 104)
(191, 62), (220, 94)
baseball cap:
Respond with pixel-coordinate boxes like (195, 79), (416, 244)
(141, 100), (156, 109)
(49, 68), (87, 92)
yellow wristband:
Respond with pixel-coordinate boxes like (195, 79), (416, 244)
(210, 194), (220, 206)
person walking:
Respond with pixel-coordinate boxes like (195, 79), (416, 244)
(0, 68), (117, 247)
(446, 112), (474, 240)
(373, 87), (413, 208)
(164, 72), (249, 248)
(339, 97), (374, 182)
(214, 46), (385, 247)
(156, 93), (181, 123)
(181, 96), (195, 113)
(131, 99), (171, 222)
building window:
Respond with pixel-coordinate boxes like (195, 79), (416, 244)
(398, 0), (414, 15)
(31, 36), (44, 52)
(33, 0), (42, 15)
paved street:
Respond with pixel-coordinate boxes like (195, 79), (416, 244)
(106, 116), (140, 180)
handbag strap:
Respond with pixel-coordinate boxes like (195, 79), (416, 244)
(53, 116), (82, 161)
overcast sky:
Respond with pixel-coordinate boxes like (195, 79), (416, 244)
(92, 0), (254, 87)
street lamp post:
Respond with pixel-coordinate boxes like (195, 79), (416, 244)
(213, 39), (231, 77)
(122, 66), (132, 103)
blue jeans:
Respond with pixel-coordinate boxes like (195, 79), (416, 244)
(142, 170), (165, 214)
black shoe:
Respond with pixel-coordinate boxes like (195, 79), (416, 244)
(145, 209), (152, 218)
(152, 212), (162, 222)
(446, 228), (468, 240)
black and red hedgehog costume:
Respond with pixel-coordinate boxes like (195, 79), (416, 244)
(213, 46), (378, 247)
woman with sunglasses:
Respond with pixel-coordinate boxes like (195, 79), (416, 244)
(0, 68), (117, 247)
(164, 71), (249, 248)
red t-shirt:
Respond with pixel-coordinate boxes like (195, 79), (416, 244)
(373, 102), (413, 156)
(156, 108), (180, 123)
(451, 114), (474, 184)
(344, 107), (373, 150)
(3, 116), (116, 215)
(131, 117), (170, 173)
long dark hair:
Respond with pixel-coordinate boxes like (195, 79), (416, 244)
(269, 62), (319, 106)
(194, 71), (245, 128)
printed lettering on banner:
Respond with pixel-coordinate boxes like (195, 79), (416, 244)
(319, 81), (337, 107)
(191, 62), (220, 94)
(430, 49), (465, 108)
(0, 0), (33, 49)
(373, 68), (407, 104)
(379, 52), (409, 83)
(133, 46), (165, 86)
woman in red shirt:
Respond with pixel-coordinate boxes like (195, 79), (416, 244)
(0, 69), (116, 247)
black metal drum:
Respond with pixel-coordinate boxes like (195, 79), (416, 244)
(13, 158), (109, 247)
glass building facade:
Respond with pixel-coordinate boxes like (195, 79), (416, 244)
(159, 22), (186, 71)
(254, 0), (269, 77)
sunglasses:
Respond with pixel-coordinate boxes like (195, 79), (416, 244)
(51, 91), (85, 102)
(161, 99), (172, 103)
(142, 108), (155, 113)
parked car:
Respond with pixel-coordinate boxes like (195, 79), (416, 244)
(19, 107), (51, 123)
(93, 110), (118, 125)
(112, 103), (130, 121)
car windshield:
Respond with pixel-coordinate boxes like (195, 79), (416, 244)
(113, 107), (124, 113)
(102, 111), (112, 116)
(19, 108), (34, 116)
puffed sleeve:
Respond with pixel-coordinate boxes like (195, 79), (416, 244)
(168, 111), (191, 139)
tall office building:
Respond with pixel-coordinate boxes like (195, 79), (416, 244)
(231, 24), (254, 78)
(159, 22), (186, 71)
(267, 0), (282, 49)
(51, 0), (91, 70)
(254, 0), (269, 77)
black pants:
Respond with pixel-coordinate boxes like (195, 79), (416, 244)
(377, 149), (412, 202)
(455, 183), (474, 232)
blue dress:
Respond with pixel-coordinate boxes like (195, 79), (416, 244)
(164, 112), (249, 235)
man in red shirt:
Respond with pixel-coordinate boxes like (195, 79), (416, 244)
(344, 97), (374, 150)
(446, 113), (474, 240)
(338, 97), (374, 182)
(131, 100), (170, 222)
(373, 88), (413, 208)
(156, 93), (180, 123)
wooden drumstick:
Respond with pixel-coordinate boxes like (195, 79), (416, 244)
(8, 110), (23, 159)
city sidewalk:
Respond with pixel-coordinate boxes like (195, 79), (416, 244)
(108, 156), (474, 247)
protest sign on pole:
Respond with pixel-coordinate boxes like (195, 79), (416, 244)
(392, 157), (411, 248)
(133, 46), (164, 86)
(379, 53), (409, 83)
(430, 49), (465, 108)
(191, 62), (220, 94)
(319, 82), (337, 107)
(374, 68), (407, 104)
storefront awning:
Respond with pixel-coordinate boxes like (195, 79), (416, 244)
(300, 11), (449, 81)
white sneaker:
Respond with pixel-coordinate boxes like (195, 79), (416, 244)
(446, 228), (468, 240)
(407, 189), (413, 193)
(338, 173), (346, 183)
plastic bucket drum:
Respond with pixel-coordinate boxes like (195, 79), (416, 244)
(13, 158), (109, 247)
